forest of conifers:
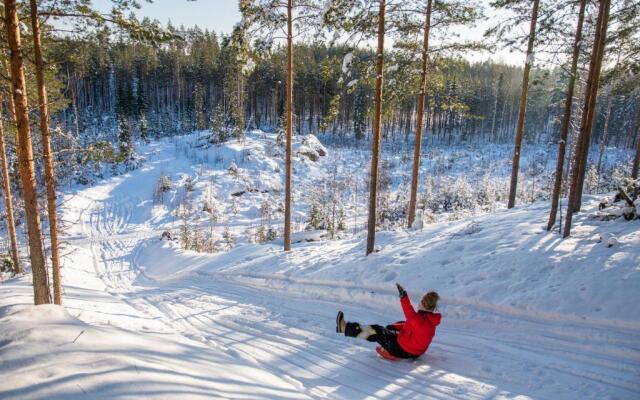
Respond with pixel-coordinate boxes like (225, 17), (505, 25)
(59, 25), (637, 149)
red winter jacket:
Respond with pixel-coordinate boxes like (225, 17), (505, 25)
(396, 295), (441, 356)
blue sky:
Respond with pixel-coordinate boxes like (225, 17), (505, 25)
(93, 0), (242, 33)
(91, 0), (523, 65)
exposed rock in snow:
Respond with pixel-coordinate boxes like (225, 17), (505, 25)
(294, 135), (327, 162)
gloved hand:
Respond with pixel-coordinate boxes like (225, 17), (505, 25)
(396, 283), (407, 298)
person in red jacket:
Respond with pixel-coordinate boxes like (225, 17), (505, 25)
(336, 284), (441, 359)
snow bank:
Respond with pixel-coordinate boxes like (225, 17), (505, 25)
(135, 239), (213, 281)
(143, 198), (640, 328)
(0, 282), (308, 400)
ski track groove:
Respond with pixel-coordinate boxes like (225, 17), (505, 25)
(120, 284), (392, 398)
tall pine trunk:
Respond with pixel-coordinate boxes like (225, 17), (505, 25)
(573, 1), (611, 212)
(490, 73), (503, 141)
(0, 112), (21, 274)
(407, 0), (432, 228)
(596, 85), (613, 182)
(4, 0), (50, 304)
(632, 111), (640, 179)
(366, 0), (386, 255)
(284, 0), (293, 251)
(507, 0), (540, 209)
(30, 0), (62, 305)
(547, 0), (586, 231)
(564, 0), (610, 238)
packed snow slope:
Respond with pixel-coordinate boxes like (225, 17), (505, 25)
(1, 132), (639, 399)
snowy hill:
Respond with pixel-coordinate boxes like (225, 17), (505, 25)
(144, 197), (640, 327)
(1, 132), (639, 399)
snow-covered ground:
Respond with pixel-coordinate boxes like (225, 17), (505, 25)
(1, 133), (639, 399)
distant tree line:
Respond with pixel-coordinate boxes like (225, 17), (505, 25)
(55, 23), (638, 149)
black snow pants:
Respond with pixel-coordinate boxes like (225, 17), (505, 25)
(344, 322), (418, 359)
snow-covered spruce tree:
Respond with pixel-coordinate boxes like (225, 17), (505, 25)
(153, 174), (172, 205)
(140, 115), (149, 143)
(585, 164), (600, 194)
(210, 103), (228, 143)
(218, 26), (250, 141)
(118, 117), (133, 161)
(477, 175), (498, 212)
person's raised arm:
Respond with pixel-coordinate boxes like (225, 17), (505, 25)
(396, 283), (417, 319)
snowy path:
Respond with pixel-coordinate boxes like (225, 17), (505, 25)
(3, 138), (637, 399)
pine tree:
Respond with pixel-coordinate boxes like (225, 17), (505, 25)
(547, 0), (586, 232)
(564, 0), (611, 238)
(506, 0), (540, 209)
(4, 0), (51, 304)
(633, 119), (640, 179)
(241, 0), (326, 251)
(284, 0), (293, 250)
(0, 111), (20, 274)
(408, 0), (433, 228)
(366, 0), (386, 255)
(30, 0), (63, 304)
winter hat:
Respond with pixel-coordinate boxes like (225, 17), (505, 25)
(421, 291), (440, 312)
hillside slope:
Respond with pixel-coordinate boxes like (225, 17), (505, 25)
(1, 133), (638, 399)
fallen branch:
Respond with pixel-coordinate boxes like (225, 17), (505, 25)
(617, 186), (635, 207)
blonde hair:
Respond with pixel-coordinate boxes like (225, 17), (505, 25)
(421, 291), (440, 312)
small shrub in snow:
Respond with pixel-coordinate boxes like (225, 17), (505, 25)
(153, 174), (172, 204)
(585, 165), (599, 194)
(184, 176), (196, 192)
(228, 161), (239, 177)
(158, 175), (172, 192)
(223, 227), (235, 250)
(307, 201), (327, 230)
(477, 176), (497, 212)
(0, 254), (13, 273)
(266, 227), (277, 242)
(179, 219), (191, 250)
(231, 198), (240, 215)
